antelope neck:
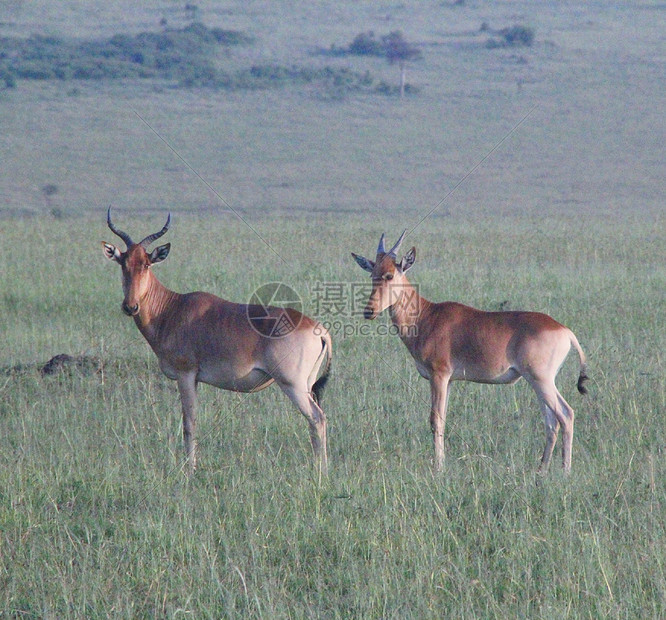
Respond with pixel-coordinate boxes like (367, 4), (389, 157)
(133, 275), (179, 340)
(388, 279), (429, 333)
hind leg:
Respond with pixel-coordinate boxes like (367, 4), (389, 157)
(537, 402), (560, 474)
(556, 391), (575, 472)
(277, 382), (328, 475)
(527, 378), (574, 474)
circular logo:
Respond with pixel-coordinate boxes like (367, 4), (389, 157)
(247, 282), (303, 338)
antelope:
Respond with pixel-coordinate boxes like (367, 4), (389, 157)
(352, 231), (588, 474)
(102, 209), (331, 474)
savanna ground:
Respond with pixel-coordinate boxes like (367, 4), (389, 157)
(0, 1), (665, 617)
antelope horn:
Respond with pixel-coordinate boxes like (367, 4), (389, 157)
(107, 206), (134, 248)
(139, 213), (172, 248)
(377, 233), (387, 255)
(387, 229), (407, 258)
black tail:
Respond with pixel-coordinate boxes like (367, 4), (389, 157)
(312, 364), (331, 405)
(577, 367), (589, 395)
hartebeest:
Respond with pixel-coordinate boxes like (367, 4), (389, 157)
(352, 231), (588, 474)
(102, 209), (331, 473)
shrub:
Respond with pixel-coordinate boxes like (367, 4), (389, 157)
(0, 25), (379, 98)
(348, 31), (385, 56)
(209, 28), (254, 46)
(502, 25), (535, 47)
(1, 67), (16, 87)
(15, 64), (50, 79)
(1, 23), (253, 85)
(486, 24), (535, 49)
(374, 80), (419, 96)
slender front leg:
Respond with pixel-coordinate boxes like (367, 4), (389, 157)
(176, 371), (198, 474)
(430, 374), (450, 472)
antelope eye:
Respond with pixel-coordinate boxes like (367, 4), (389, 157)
(384, 273), (394, 281)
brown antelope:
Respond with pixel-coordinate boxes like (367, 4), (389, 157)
(352, 231), (588, 474)
(102, 209), (331, 474)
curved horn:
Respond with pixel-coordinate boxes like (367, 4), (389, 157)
(107, 206), (134, 248)
(376, 233), (387, 255)
(387, 229), (407, 257)
(139, 213), (171, 248)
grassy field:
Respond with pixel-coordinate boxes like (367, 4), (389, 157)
(1, 1), (665, 617)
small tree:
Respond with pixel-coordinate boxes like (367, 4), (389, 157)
(382, 31), (422, 97)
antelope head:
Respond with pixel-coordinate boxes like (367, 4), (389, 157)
(352, 230), (416, 319)
(102, 207), (171, 316)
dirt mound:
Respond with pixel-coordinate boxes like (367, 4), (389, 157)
(39, 354), (103, 376)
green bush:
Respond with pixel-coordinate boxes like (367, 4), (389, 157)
(348, 31), (385, 56)
(15, 62), (54, 80)
(1, 67), (16, 88)
(486, 24), (535, 49)
(374, 80), (419, 96)
(503, 25), (534, 47)
(209, 27), (254, 46)
(0, 25), (382, 97)
(1, 23), (253, 86)
(211, 64), (376, 93)
(339, 30), (422, 61)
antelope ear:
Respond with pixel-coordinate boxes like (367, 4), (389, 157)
(149, 243), (170, 264)
(399, 247), (416, 272)
(352, 252), (375, 273)
(102, 242), (121, 263)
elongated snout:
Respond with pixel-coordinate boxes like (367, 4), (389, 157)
(122, 301), (139, 316)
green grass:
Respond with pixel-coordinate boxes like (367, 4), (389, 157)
(0, 214), (664, 617)
(1, 1), (665, 616)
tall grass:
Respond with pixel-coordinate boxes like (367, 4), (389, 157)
(1, 1), (664, 615)
(0, 214), (663, 617)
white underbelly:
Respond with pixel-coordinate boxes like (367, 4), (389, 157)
(158, 358), (274, 392)
(198, 366), (274, 392)
(451, 365), (522, 384)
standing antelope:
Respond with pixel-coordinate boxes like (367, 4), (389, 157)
(352, 232), (588, 474)
(102, 209), (331, 473)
